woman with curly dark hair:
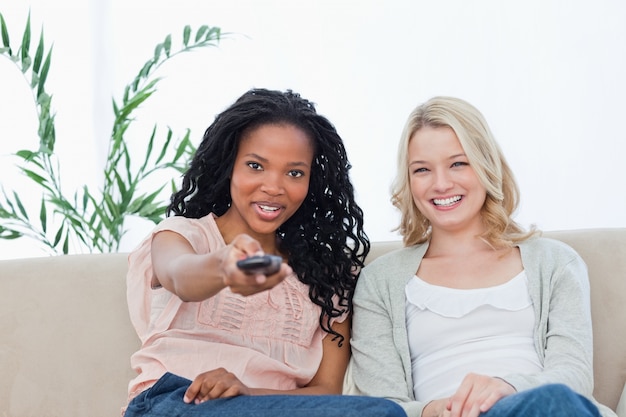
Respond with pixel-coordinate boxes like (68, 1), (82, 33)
(123, 88), (405, 417)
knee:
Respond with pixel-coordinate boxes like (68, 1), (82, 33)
(535, 384), (600, 416)
(533, 383), (582, 404)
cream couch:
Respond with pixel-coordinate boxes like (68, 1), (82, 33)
(0, 228), (625, 417)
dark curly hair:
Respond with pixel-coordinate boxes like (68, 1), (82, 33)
(168, 88), (370, 345)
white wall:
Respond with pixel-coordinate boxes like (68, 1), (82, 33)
(1, 0), (625, 259)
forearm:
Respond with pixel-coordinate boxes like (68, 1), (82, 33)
(159, 251), (227, 302)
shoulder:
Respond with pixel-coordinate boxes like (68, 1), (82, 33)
(519, 235), (582, 263)
(364, 244), (427, 272)
(519, 235), (589, 288)
(357, 244), (427, 293)
(155, 213), (213, 231)
(140, 213), (223, 255)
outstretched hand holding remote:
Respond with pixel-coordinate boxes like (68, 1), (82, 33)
(236, 254), (282, 275)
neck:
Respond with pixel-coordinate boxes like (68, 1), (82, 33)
(426, 227), (492, 258)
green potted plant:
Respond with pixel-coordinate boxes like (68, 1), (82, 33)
(0, 10), (222, 254)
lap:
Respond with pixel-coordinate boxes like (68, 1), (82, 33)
(482, 384), (601, 417)
(125, 372), (406, 417)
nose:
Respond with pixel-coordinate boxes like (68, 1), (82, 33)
(260, 172), (285, 196)
(432, 169), (454, 192)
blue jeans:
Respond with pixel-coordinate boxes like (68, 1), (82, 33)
(481, 383), (601, 417)
(124, 372), (406, 417)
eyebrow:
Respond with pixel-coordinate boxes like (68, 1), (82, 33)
(409, 153), (467, 166)
(244, 153), (311, 168)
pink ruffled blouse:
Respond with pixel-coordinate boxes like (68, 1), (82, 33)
(125, 213), (343, 402)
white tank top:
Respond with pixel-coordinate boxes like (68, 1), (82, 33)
(405, 271), (543, 401)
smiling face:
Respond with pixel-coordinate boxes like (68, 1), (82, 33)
(408, 125), (487, 235)
(217, 123), (314, 246)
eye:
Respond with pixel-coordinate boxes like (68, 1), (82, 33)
(287, 169), (305, 178)
(247, 161), (263, 170)
(451, 161), (469, 168)
(412, 167), (429, 174)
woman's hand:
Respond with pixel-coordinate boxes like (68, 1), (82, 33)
(183, 368), (251, 404)
(222, 235), (292, 297)
(445, 373), (516, 417)
(422, 399), (451, 417)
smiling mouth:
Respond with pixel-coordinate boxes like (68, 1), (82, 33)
(433, 196), (462, 207)
(258, 204), (280, 212)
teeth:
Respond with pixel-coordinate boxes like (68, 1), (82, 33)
(259, 205), (279, 212)
(433, 196), (461, 206)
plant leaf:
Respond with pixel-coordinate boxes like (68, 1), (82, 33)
(183, 25), (191, 46)
(0, 12), (12, 53)
(195, 25), (209, 41)
(62, 233), (69, 254)
(20, 168), (49, 187)
(205, 26), (221, 41)
(173, 130), (192, 162)
(16, 149), (38, 162)
(163, 34), (172, 57)
(37, 47), (52, 99)
(82, 186), (89, 210)
(20, 11), (31, 71)
(153, 43), (163, 62)
(103, 193), (119, 218)
(115, 83), (158, 122)
(153, 126), (170, 165)
(132, 126), (155, 182)
(33, 29), (45, 73)
(39, 197), (47, 233)
(138, 59), (154, 79)
(12, 191), (28, 219)
(0, 226), (23, 239)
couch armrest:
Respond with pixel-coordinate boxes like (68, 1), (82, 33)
(0, 253), (139, 417)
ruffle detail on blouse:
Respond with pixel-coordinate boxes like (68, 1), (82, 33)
(405, 271), (531, 318)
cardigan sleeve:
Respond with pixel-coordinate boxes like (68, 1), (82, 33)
(505, 238), (594, 396)
(349, 249), (427, 417)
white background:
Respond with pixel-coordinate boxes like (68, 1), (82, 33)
(1, 0), (625, 259)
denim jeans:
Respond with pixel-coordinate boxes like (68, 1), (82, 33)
(124, 372), (407, 417)
(482, 383), (601, 417)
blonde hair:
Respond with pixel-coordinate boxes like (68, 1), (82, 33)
(391, 96), (537, 248)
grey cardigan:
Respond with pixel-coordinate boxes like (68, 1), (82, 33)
(348, 236), (615, 417)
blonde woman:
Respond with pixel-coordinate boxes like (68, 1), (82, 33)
(348, 97), (615, 417)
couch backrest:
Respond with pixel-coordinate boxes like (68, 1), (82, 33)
(0, 228), (624, 417)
